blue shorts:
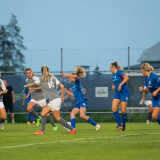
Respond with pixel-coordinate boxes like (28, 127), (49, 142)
(74, 100), (88, 109)
(113, 89), (130, 102)
(152, 96), (160, 107)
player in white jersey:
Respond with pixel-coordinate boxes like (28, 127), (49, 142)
(0, 78), (7, 129)
(24, 66), (76, 135)
(25, 68), (57, 131)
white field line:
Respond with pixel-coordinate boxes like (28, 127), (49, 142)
(0, 133), (160, 150)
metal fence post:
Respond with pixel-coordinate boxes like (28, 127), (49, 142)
(128, 46), (130, 71)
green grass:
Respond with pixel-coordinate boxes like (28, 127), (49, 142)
(0, 122), (160, 160)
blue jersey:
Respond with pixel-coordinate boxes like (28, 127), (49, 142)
(112, 70), (128, 91)
(24, 87), (31, 103)
(72, 80), (86, 105)
(144, 72), (160, 98)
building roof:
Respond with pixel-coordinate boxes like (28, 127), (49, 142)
(138, 42), (160, 62)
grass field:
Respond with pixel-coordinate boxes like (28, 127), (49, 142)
(0, 122), (160, 160)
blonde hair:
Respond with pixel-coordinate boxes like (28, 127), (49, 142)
(111, 61), (124, 70)
(141, 63), (154, 72)
(70, 66), (86, 77)
(25, 68), (36, 76)
(41, 66), (55, 82)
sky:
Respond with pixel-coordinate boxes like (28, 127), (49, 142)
(0, 0), (160, 72)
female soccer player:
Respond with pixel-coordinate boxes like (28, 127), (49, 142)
(60, 66), (100, 131)
(0, 78), (7, 129)
(22, 87), (36, 125)
(142, 90), (153, 124)
(25, 68), (57, 131)
(139, 63), (160, 125)
(110, 61), (130, 131)
(24, 66), (76, 135)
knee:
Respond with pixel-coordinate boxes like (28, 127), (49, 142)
(54, 116), (61, 122)
(41, 111), (46, 117)
(152, 114), (157, 120)
(1, 115), (7, 120)
(27, 107), (32, 113)
(112, 108), (117, 113)
(121, 110), (126, 114)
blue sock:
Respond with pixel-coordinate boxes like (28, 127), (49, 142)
(27, 114), (31, 122)
(113, 111), (121, 126)
(87, 117), (97, 126)
(122, 113), (127, 126)
(71, 118), (76, 128)
(157, 115), (160, 125)
(31, 115), (35, 122)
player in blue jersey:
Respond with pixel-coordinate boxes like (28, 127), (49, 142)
(139, 63), (160, 125)
(60, 66), (100, 131)
(23, 87), (36, 125)
(110, 61), (130, 131)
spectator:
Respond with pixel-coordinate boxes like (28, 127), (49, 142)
(3, 80), (15, 123)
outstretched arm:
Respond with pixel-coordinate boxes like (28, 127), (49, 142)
(60, 73), (79, 80)
(64, 88), (74, 97)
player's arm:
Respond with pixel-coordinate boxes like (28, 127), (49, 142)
(22, 93), (26, 106)
(60, 73), (79, 81)
(64, 88), (74, 97)
(152, 87), (160, 97)
(139, 86), (149, 92)
(59, 83), (64, 103)
(142, 92), (145, 104)
(112, 84), (115, 90)
(0, 80), (7, 95)
(12, 90), (15, 104)
(24, 83), (34, 88)
(118, 74), (129, 91)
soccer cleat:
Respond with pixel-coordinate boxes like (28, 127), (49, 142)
(36, 116), (41, 126)
(96, 124), (100, 131)
(27, 122), (30, 125)
(1, 123), (4, 129)
(34, 130), (45, 135)
(122, 126), (126, 131)
(115, 126), (123, 131)
(12, 120), (15, 124)
(32, 121), (36, 125)
(70, 128), (77, 134)
(53, 126), (58, 131)
(146, 120), (150, 124)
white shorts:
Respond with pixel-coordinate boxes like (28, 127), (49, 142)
(30, 99), (46, 107)
(0, 102), (4, 109)
(48, 98), (61, 111)
(145, 100), (152, 106)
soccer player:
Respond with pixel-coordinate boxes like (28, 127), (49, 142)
(24, 68), (57, 131)
(60, 66), (100, 131)
(22, 87), (36, 125)
(24, 66), (76, 135)
(139, 63), (160, 125)
(142, 90), (153, 124)
(110, 61), (130, 131)
(0, 79), (7, 129)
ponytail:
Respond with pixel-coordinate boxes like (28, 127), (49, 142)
(41, 66), (55, 82)
(76, 66), (86, 77)
(141, 63), (154, 72)
(111, 61), (124, 70)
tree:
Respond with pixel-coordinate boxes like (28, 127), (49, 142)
(0, 14), (26, 72)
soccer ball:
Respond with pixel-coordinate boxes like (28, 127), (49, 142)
(64, 122), (71, 131)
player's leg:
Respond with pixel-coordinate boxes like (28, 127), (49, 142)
(112, 99), (122, 131)
(80, 107), (100, 130)
(34, 105), (51, 135)
(146, 102), (153, 124)
(41, 105), (57, 131)
(152, 107), (160, 124)
(0, 107), (7, 129)
(70, 108), (80, 129)
(121, 101), (128, 131)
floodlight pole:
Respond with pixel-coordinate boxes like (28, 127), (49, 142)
(128, 46), (130, 71)
(61, 48), (63, 73)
